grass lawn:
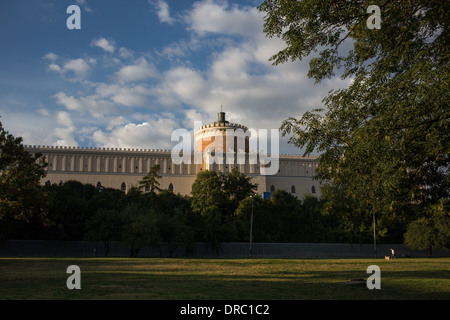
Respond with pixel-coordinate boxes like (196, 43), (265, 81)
(0, 257), (448, 300)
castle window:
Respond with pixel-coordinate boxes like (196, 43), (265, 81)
(291, 185), (296, 193)
(168, 183), (173, 192)
(45, 180), (51, 186)
(145, 185), (150, 193)
(121, 182), (126, 193)
(311, 186), (316, 194)
(270, 185), (275, 192)
(96, 181), (102, 189)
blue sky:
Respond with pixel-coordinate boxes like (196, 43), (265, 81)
(0, 0), (349, 154)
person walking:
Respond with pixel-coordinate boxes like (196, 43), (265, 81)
(390, 248), (397, 259)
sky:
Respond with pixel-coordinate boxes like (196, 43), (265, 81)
(0, 0), (350, 155)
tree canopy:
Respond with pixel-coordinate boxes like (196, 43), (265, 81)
(259, 0), (449, 240)
(138, 164), (162, 194)
(0, 121), (48, 223)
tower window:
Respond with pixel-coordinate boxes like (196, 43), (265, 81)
(270, 185), (275, 192)
(121, 182), (126, 193)
(311, 186), (316, 194)
(291, 185), (296, 193)
(168, 183), (174, 192)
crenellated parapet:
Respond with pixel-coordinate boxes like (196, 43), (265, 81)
(24, 145), (173, 154)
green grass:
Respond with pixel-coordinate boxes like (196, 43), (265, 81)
(0, 257), (449, 300)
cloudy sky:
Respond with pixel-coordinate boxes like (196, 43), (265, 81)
(0, 0), (349, 154)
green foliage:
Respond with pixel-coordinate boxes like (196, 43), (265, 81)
(138, 164), (162, 194)
(85, 208), (124, 256)
(44, 181), (97, 240)
(0, 121), (48, 224)
(190, 169), (258, 246)
(121, 203), (160, 257)
(190, 170), (224, 216)
(259, 0), (449, 242)
(157, 190), (194, 257)
(220, 168), (258, 216)
(404, 201), (450, 257)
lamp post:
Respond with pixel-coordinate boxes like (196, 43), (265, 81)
(249, 195), (254, 257)
(373, 212), (377, 258)
(373, 197), (379, 258)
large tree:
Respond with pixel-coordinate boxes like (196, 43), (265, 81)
(191, 169), (257, 245)
(0, 121), (48, 225)
(220, 168), (258, 216)
(404, 200), (450, 257)
(259, 1), (449, 240)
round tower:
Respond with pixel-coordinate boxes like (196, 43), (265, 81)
(194, 111), (249, 169)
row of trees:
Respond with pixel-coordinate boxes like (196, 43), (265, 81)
(0, 169), (333, 256)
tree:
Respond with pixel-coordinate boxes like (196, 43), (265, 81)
(121, 204), (160, 257)
(234, 196), (277, 242)
(157, 190), (194, 257)
(0, 121), (48, 225)
(190, 170), (224, 216)
(220, 168), (257, 216)
(44, 181), (97, 240)
(84, 208), (124, 256)
(190, 170), (225, 248)
(269, 189), (302, 242)
(190, 169), (258, 245)
(139, 164), (162, 194)
(404, 201), (450, 257)
(259, 1), (449, 240)
(404, 217), (436, 257)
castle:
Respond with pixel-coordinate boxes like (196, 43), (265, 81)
(25, 112), (320, 198)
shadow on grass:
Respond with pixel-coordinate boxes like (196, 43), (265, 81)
(0, 258), (449, 300)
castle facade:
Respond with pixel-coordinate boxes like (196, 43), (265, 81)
(25, 113), (321, 198)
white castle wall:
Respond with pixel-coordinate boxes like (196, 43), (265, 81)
(24, 144), (320, 198)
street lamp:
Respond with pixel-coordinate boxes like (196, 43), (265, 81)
(249, 195), (254, 257)
(373, 212), (377, 258)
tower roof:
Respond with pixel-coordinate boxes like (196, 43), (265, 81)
(194, 110), (248, 135)
(215, 111), (229, 125)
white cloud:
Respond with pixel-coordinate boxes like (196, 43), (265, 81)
(92, 116), (178, 149)
(94, 83), (153, 108)
(35, 1), (349, 153)
(62, 58), (91, 77)
(57, 111), (75, 128)
(53, 91), (117, 118)
(186, 0), (262, 37)
(47, 57), (92, 78)
(110, 86), (151, 107)
(151, 0), (175, 25)
(0, 112), (55, 147)
(42, 52), (58, 62)
(53, 111), (78, 146)
(91, 37), (116, 53)
(118, 47), (134, 60)
(106, 116), (128, 130)
(38, 108), (51, 117)
(114, 57), (158, 83)
(53, 92), (84, 112)
(48, 63), (62, 73)
(155, 66), (209, 109)
(76, 0), (94, 12)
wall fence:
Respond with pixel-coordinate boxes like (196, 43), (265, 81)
(0, 240), (448, 258)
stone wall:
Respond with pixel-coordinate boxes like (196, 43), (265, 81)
(1, 240), (448, 258)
